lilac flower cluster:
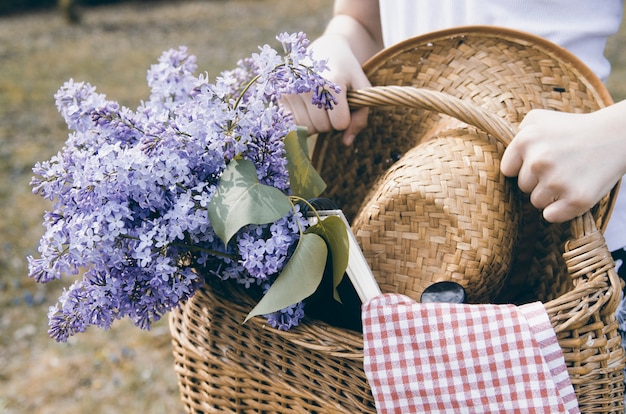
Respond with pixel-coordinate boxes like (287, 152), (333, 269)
(29, 33), (339, 341)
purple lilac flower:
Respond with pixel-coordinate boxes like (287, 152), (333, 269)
(237, 208), (304, 280)
(29, 33), (339, 341)
(146, 46), (198, 109)
(262, 281), (306, 331)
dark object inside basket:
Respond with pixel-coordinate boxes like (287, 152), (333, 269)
(305, 252), (363, 332)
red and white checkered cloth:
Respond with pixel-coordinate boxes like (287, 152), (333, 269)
(362, 293), (579, 414)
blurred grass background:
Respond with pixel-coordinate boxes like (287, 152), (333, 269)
(0, 0), (121, 17)
(0, 1), (624, 413)
(0, 1), (332, 412)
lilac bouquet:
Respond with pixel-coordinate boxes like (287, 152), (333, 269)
(29, 33), (349, 342)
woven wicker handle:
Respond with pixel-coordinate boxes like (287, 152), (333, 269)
(346, 86), (621, 311)
(347, 86), (518, 146)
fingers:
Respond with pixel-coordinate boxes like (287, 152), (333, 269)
(520, 179), (581, 223)
(528, 184), (558, 212)
(515, 161), (541, 194)
(342, 107), (369, 145)
(511, 160), (585, 223)
(326, 90), (352, 132)
(513, 165), (590, 223)
(500, 110), (574, 222)
(500, 135), (524, 178)
(542, 199), (579, 223)
(282, 92), (367, 145)
(499, 107), (618, 223)
(501, 125), (538, 194)
(282, 73), (371, 144)
(281, 32), (374, 142)
(508, 156), (571, 222)
(339, 68), (373, 144)
(282, 92), (333, 135)
(500, 111), (543, 178)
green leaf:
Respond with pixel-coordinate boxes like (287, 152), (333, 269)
(244, 233), (328, 323)
(284, 127), (326, 200)
(306, 215), (349, 302)
(208, 158), (292, 245)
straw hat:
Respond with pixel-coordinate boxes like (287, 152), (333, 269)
(312, 26), (618, 304)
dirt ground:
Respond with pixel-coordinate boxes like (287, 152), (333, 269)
(0, 2), (625, 413)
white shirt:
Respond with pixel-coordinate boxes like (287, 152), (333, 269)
(379, 0), (626, 250)
(379, 0), (622, 81)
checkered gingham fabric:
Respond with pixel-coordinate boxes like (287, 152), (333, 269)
(362, 293), (579, 414)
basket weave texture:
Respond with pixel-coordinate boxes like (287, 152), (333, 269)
(311, 27), (618, 306)
(170, 27), (625, 413)
(347, 102), (519, 304)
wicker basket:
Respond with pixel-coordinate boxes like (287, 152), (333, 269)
(311, 26), (620, 308)
(169, 27), (625, 413)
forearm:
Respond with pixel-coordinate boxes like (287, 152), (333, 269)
(322, 0), (383, 64)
